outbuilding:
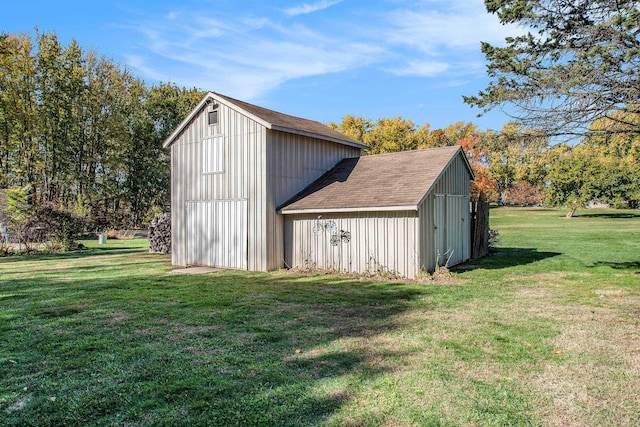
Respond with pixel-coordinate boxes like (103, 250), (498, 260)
(279, 146), (474, 277)
(164, 92), (474, 278)
(163, 92), (366, 271)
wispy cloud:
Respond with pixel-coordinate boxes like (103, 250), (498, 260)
(387, 61), (450, 77)
(123, 0), (515, 100)
(385, 5), (516, 53)
(283, 0), (343, 17)
(125, 12), (382, 99)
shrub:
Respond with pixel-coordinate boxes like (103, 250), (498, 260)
(502, 181), (545, 206)
(29, 203), (87, 251)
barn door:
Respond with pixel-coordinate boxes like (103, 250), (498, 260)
(435, 195), (470, 267)
(185, 200), (247, 269)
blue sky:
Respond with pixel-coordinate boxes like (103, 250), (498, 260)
(3, 0), (519, 131)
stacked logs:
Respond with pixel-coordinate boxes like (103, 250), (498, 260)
(149, 213), (171, 254)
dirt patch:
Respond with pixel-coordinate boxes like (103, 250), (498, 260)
(5, 396), (30, 413)
(524, 295), (640, 426)
(169, 266), (222, 275)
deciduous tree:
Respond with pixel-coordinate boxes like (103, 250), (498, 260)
(456, 136), (499, 201)
(0, 31), (203, 228)
(484, 122), (549, 200)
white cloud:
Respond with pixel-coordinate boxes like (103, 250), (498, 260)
(283, 0), (343, 17)
(126, 13), (382, 99)
(385, 2), (517, 54)
(123, 0), (517, 99)
(387, 60), (450, 77)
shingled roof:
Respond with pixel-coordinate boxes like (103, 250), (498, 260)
(163, 92), (367, 149)
(279, 146), (472, 214)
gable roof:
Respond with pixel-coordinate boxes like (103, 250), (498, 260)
(163, 92), (367, 149)
(279, 146), (473, 214)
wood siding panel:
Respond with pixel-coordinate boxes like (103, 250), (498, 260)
(170, 103), (267, 269)
(266, 132), (361, 270)
(185, 200), (247, 269)
(418, 152), (472, 271)
(284, 211), (420, 278)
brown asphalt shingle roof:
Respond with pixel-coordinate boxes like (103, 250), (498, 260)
(163, 92), (367, 149)
(213, 93), (366, 147)
(279, 146), (470, 213)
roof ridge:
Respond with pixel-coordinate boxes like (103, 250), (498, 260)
(211, 92), (367, 149)
(212, 92), (322, 125)
(359, 145), (460, 159)
(164, 92), (368, 149)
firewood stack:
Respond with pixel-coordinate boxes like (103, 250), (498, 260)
(149, 213), (171, 254)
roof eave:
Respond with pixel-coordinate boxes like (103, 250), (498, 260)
(270, 125), (368, 149)
(279, 205), (418, 215)
(162, 93), (213, 148)
(416, 147), (475, 207)
(163, 92), (274, 149)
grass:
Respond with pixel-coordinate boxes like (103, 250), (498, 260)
(1, 207), (639, 426)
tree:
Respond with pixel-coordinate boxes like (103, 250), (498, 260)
(328, 115), (372, 142)
(502, 181), (544, 206)
(0, 33), (38, 189)
(584, 111), (640, 207)
(545, 143), (637, 216)
(0, 30), (204, 229)
(2, 184), (33, 249)
(484, 122), (549, 200)
(456, 136), (499, 201)
(365, 117), (420, 154)
(465, 0), (640, 139)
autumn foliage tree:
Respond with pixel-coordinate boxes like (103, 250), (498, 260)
(456, 136), (498, 201)
(502, 181), (544, 206)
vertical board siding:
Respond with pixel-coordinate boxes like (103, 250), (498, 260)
(170, 100), (361, 271)
(170, 103), (266, 269)
(185, 200), (247, 269)
(202, 136), (224, 174)
(433, 195), (470, 267)
(284, 211), (420, 278)
(266, 132), (361, 270)
(419, 152), (472, 271)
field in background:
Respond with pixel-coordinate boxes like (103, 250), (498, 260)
(1, 208), (639, 426)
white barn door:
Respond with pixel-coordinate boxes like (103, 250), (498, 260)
(435, 195), (470, 267)
(185, 200), (247, 269)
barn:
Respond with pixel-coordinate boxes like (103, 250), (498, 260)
(164, 92), (474, 278)
(163, 92), (366, 271)
(279, 146), (474, 277)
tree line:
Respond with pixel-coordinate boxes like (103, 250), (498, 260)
(328, 114), (640, 216)
(328, 0), (640, 216)
(3, 0), (640, 241)
(0, 31), (202, 230)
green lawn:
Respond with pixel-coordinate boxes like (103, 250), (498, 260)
(1, 208), (639, 426)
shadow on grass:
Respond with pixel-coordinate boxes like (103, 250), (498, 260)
(590, 260), (640, 273)
(1, 256), (428, 426)
(573, 212), (640, 219)
(0, 245), (150, 264)
(454, 247), (562, 272)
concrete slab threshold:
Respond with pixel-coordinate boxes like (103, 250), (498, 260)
(169, 266), (222, 275)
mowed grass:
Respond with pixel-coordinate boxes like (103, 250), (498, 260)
(1, 208), (639, 426)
